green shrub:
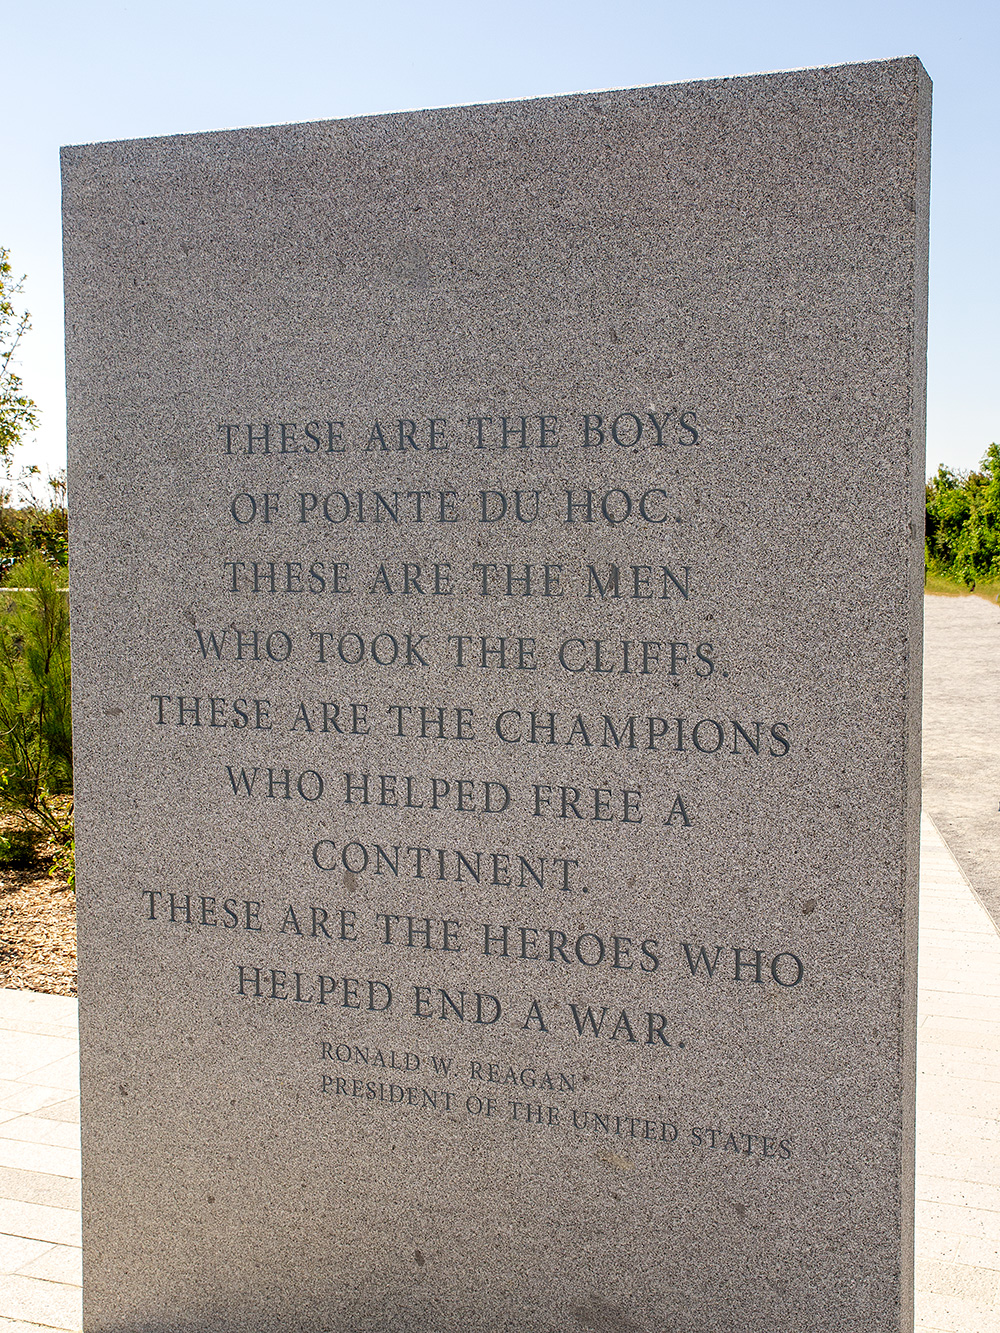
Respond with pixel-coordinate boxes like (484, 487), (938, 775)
(0, 503), (68, 575)
(52, 838), (74, 890)
(0, 829), (37, 867)
(926, 445), (1000, 588)
(0, 553), (72, 837)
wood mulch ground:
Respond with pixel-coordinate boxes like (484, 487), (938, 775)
(0, 822), (76, 996)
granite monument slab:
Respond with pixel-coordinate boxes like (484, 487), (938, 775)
(63, 56), (930, 1333)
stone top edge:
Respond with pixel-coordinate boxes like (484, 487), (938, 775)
(60, 54), (929, 160)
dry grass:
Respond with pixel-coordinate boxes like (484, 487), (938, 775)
(925, 572), (971, 597)
(925, 572), (1000, 603)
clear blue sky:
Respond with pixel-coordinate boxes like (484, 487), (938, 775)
(3, 0), (997, 481)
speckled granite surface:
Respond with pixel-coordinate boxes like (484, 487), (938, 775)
(62, 58), (929, 1332)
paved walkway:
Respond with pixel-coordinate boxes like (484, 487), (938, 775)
(923, 593), (1000, 926)
(0, 816), (997, 1331)
(918, 814), (1000, 1332)
(0, 989), (81, 1333)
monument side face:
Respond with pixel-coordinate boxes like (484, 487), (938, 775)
(63, 58), (929, 1333)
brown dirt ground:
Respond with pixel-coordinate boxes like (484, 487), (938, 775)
(0, 824), (76, 996)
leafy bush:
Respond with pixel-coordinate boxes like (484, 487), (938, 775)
(0, 554), (72, 837)
(0, 829), (37, 867)
(0, 503), (68, 575)
(926, 445), (1000, 588)
(0, 474), (68, 577)
(52, 838), (74, 890)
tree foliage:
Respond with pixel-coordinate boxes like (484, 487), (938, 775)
(0, 248), (39, 466)
(926, 445), (1000, 587)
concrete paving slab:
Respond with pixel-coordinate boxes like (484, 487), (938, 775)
(0, 1121), (79, 1153)
(918, 1177), (1000, 1214)
(0, 997), (76, 1029)
(23, 1107), (75, 1129)
(0, 1173), (77, 1215)
(959, 1238), (1000, 1270)
(916, 1261), (1000, 1306)
(0, 1148), (78, 1184)
(0, 1093), (75, 1121)
(0, 1316), (77, 1333)
(0, 1273), (80, 1331)
(12, 1063), (77, 1097)
(921, 1153), (1000, 1189)
(0, 1241), (50, 1280)
(13, 1247), (81, 1289)
(0, 1042), (77, 1086)
(0, 1198), (80, 1248)
(0, 1025), (78, 1045)
(917, 1228), (963, 1262)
